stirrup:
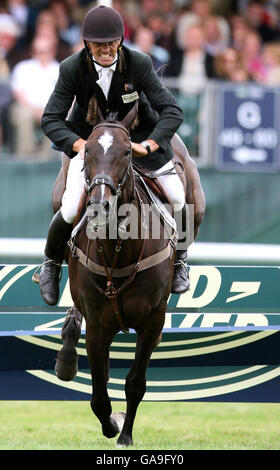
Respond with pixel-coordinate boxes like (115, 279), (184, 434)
(32, 258), (62, 284)
(174, 259), (188, 270)
(175, 259), (185, 267)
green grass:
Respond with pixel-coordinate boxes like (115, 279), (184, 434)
(0, 401), (280, 450)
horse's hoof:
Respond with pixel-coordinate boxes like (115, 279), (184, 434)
(116, 435), (133, 447)
(55, 357), (78, 381)
(111, 412), (126, 433)
(102, 419), (120, 439)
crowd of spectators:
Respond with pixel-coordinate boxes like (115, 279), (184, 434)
(0, 0), (280, 159)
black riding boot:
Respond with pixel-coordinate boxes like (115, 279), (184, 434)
(171, 204), (190, 294)
(39, 210), (73, 305)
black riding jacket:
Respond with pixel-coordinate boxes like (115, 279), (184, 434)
(41, 46), (183, 170)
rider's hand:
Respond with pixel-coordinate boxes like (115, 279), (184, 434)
(131, 140), (159, 158)
(73, 138), (86, 158)
(131, 142), (148, 157)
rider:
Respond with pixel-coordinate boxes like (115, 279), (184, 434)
(39, 5), (194, 307)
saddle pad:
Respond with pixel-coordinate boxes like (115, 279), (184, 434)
(138, 175), (177, 238)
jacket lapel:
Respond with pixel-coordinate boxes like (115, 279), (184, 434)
(107, 68), (125, 107)
(87, 67), (107, 117)
(85, 59), (126, 118)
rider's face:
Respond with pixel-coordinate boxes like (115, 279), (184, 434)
(87, 39), (121, 66)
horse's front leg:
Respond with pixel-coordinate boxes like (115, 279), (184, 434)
(117, 303), (166, 447)
(55, 306), (83, 381)
(86, 323), (121, 439)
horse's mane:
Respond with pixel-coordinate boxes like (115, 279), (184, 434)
(105, 112), (119, 123)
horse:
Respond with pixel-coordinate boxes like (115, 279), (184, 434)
(61, 102), (182, 447)
(48, 96), (205, 446)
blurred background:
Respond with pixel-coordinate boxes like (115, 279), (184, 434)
(1, 0), (280, 264)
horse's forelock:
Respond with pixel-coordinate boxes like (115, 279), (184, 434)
(106, 112), (119, 123)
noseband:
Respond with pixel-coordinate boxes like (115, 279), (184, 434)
(85, 122), (132, 197)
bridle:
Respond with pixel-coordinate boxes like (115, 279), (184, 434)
(85, 122), (132, 199)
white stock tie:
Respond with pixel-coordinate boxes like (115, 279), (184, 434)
(95, 59), (117, 100)
(96, 67), (111, 100)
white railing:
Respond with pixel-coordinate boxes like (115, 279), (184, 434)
(1, 238), (280, 265)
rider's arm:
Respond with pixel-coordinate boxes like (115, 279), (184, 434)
(137, 54), (183, 152)
(132, 139), (159, 157)
(41, 55), (83, 158)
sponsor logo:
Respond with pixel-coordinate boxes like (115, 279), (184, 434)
(0, 265), (279, 310)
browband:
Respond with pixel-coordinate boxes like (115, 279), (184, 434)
(92, 122), (130, 138)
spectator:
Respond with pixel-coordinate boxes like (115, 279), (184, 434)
(140, 0), (160, 22)
(244, 0), (279, 43)
(0, 57), (11, 150)
(115, 1), (143, 43)
(8, 0), (38, 38)
(10, 35), (59, 159)
(63, 0), (87, 26)
(34, 8), (72, 61)
(165, 23), (216, 86)
(214, 47), (241, 79)
(175, 0), (230, 51)
(229, 14), (251, 52)
(145, 11), (176, 54)
(178, 23), (216, 93)
(48, 0), (81, 47)
(240, 29), (266, 81)
(203, 14), (229, 55)
(260, 42), (280, 85)
(0, 12), (21, 69)
(214, 47), (251, 81)
(0, 13), (19, 151)
(162, 0), (179, 20)
(165, 23), (216, 156)
(131, 26), (169, 70)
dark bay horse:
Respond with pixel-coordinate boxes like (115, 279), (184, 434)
(65, 104), (179, 447)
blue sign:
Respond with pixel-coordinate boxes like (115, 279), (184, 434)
(216, 83), (280, 171)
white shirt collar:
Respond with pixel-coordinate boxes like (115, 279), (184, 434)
(93, 56), (118, 74)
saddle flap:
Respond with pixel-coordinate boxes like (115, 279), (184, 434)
(135, 173), (177, 237)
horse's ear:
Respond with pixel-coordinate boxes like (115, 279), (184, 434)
(86, 94), (104, 126)
(120, 101), (139, 130)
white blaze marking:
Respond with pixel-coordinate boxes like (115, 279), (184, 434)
(100, 182), (106, 200)
(98, 131), (113, 156)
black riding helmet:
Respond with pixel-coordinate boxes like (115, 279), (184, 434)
(82, 5), (125, 43)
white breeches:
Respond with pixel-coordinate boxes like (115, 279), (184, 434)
(153, 160), (185, 211)
(60, 153), (86, 224)
(61, 155), (186, 224)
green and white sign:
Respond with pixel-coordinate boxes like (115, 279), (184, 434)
(1, 264), (280, 312)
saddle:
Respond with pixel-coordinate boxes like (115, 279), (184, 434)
(133, 161), (184, 236)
